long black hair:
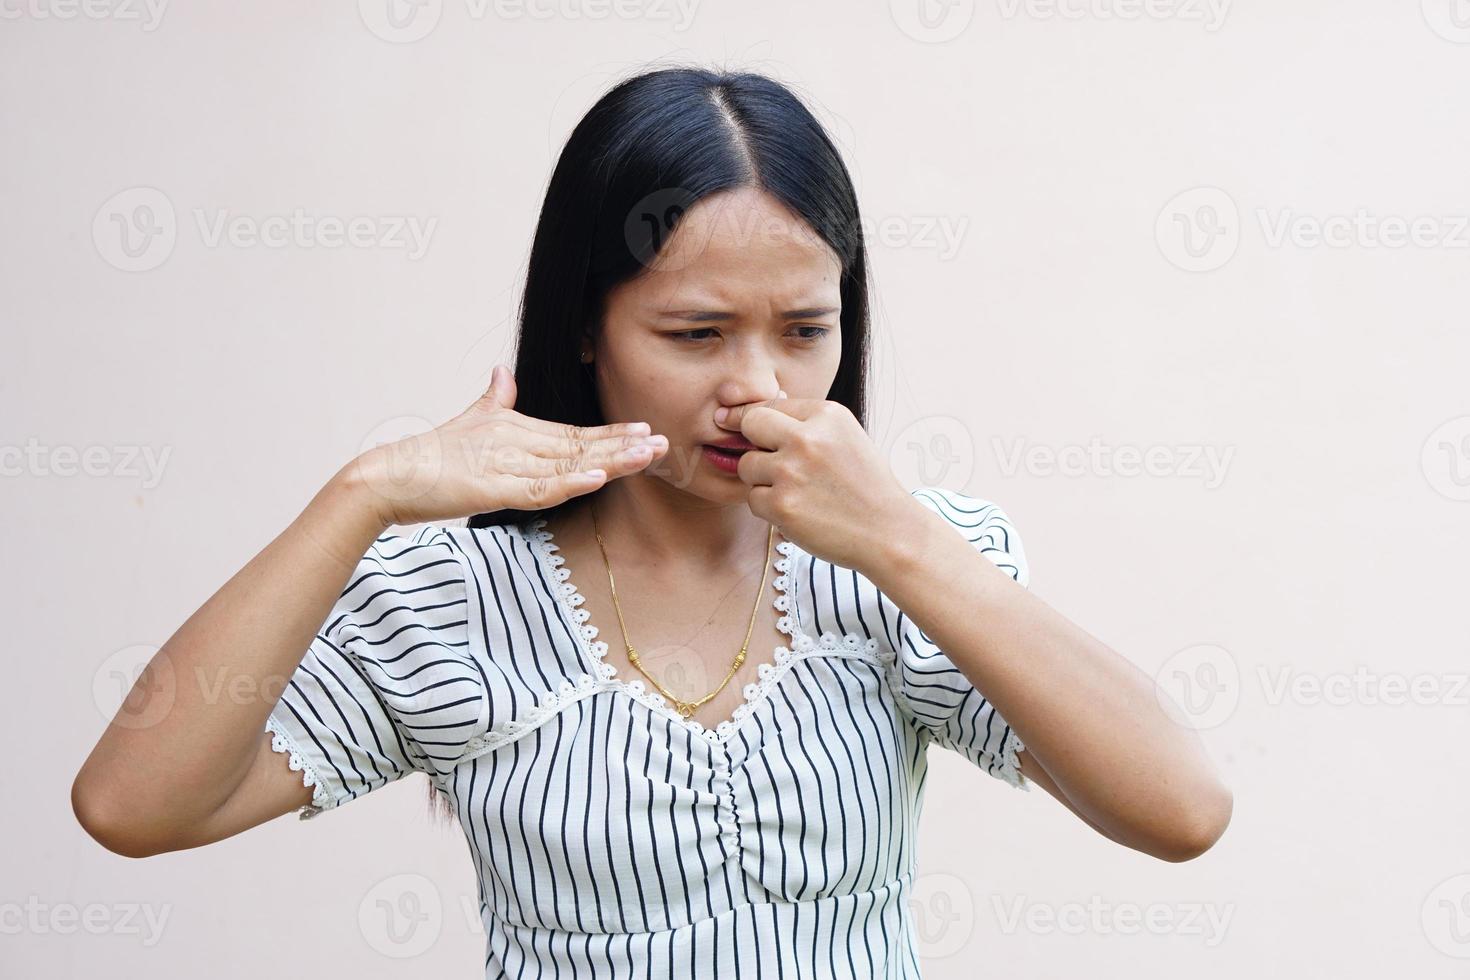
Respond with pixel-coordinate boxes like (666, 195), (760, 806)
(427, 65), (874, 822)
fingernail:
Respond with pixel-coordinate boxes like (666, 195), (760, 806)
(714, 407), (729, 424)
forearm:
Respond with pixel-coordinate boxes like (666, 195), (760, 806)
(867, 497), (1232, 860)
(72, 466), (388, 845)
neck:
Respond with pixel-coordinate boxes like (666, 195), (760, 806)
(581, 475), (776, 572)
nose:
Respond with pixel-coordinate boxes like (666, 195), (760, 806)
(715, 373), (781, 415)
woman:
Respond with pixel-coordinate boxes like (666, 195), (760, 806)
(72, 65), (1232, 976)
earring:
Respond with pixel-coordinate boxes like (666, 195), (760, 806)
(580, 351), (592, 363)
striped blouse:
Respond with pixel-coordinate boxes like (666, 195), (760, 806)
(264, 485), (1031, 978)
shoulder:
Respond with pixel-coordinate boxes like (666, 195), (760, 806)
(331, 524), (470, 632)
(907, 485), (1027, 588)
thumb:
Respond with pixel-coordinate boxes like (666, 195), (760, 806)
(477, 364), (517, 412)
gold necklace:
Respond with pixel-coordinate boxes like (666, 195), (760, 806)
(589, 500), (775, 720)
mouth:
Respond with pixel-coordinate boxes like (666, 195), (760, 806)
(702, 444), (749, 460)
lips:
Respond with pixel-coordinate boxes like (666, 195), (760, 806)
(705, 436), (757, 452)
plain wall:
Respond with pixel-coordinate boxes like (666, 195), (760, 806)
(5, 2), (1468, 976)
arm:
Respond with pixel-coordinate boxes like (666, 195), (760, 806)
(70, 467), (389, 858)
(870, 496), (1233, 863)
(71, 368), (664, 857)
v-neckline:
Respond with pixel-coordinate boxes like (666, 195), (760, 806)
(522, 514), (804, 745)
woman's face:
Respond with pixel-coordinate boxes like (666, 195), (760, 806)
(588, 186), (844, 502)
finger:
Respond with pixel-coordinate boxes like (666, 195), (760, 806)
(509, 411), (653, 441)
(716, 396), (822, 433)
(508, 468), (614, 506)
(472, 364), (516, 413)
(505, 440), (668, 504)
(500, 434), (668, 478)
(734, 446), (778, 487)
(517, 426), (663, 462)
(721, 402), (805, 452)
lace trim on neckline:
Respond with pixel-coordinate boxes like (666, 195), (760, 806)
(512, 516), (892, 745)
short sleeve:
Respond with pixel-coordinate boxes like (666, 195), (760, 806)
(264, 525), (486, 819)
(893, 486), (1032, 790)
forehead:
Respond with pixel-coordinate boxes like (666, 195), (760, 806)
(635, 188), (842, 308)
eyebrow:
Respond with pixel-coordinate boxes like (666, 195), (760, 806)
(659, 307), (840, 322)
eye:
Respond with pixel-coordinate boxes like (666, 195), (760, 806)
(790, 325), (830, 341)
(668, 328), (718, 342)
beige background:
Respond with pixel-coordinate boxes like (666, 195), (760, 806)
(6, 1), (1469, 976)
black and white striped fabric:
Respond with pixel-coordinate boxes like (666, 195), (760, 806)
(264, 485), (1030, 977)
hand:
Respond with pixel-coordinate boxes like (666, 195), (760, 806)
(717, 394), (914, 575)
(345, 365), (669, 528)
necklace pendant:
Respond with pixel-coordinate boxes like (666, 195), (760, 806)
(677, 703), (695, 719)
